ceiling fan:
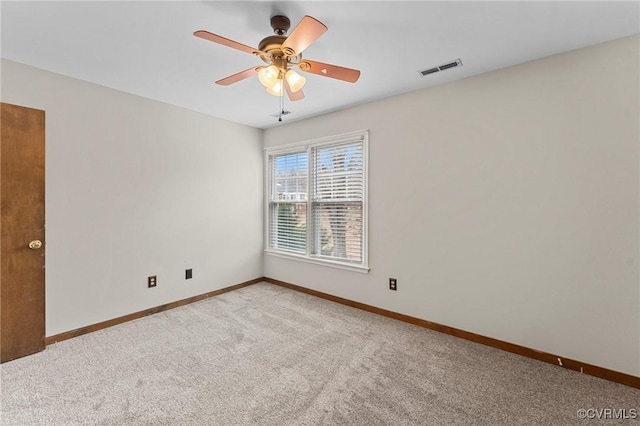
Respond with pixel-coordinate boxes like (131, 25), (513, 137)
(194, 15), (361, 101)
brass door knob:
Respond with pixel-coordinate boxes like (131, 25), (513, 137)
(28, 240), (43, 250)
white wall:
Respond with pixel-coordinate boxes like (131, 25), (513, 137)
(264, 35), (640, 376)
(1, 59), (264, 336)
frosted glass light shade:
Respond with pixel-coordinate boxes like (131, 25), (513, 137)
(266, 79), (283, 96)
(284, 69), (306, 92)
(258, 65), (279, 88)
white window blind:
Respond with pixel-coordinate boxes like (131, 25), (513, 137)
(269, 151), (307, 254)
(266, 130), (368, 271)
(310, 141), (364, 263)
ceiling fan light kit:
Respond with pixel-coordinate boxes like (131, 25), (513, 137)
(266, 79), (284, 96)
(258, 65), (279, 88)
(284, 69), (306, 92)
(194, 14), (360, 104)
(256, 65), (305, 95)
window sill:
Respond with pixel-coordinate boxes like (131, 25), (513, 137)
(264, 250), (370, 274)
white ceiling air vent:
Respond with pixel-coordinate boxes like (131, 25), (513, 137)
(418, 59), (463, 77)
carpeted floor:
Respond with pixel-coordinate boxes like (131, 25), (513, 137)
(1, 282), (638, 425)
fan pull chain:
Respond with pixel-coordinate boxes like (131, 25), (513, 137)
(278, 83), (285, 122)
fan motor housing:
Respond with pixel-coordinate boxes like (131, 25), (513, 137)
(258, 35), (287, 54)
(258, 35), (301, 65)
(259, 15), (299, 61)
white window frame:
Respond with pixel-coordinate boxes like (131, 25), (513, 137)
(264, 130), (369, 273)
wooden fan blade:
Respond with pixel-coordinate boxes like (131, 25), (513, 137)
(299, 60), (360, 83)
(215, 67), (259, 86)
(284, 79), (305, 101)
(194, 30), (263, 56)
(281, 16), (327, 56)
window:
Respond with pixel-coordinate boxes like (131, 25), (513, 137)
(265, 130), (368, 272)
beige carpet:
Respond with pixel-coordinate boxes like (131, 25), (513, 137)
(1, 282), (638, 425)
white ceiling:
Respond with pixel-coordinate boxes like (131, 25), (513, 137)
(2, 1), (638, 129)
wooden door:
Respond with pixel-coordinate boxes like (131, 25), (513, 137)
(1, 102), (46, 363)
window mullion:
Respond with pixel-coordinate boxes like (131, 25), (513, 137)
(306, 145), (313, 257)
